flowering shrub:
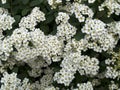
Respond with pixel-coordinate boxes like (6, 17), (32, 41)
(0, 0), (120, 90)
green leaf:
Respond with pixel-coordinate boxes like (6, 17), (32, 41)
(30, 0), (39, 6)
(2, 3), (10, 9)
(38, 0), (44, 3)
(40, 5), (48, 13)
(50, 23), (57, 35)
(30, 0), (43, 6)
(74, 31), (85, 41)
(14, 15), (21, 23)
(40, 24), (49, 34)
(45, 15), (54, 24)
(22, 8), (30, 16)
(12, 67), (19, 73)
(12, 0), (21, 5)
(22, 0), (29, 5)
(95, 11), (106, 18)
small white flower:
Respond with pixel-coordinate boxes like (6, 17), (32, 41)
(1, 0), (6, 4)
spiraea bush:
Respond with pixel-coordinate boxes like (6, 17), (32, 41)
(0, 0), (120, 90)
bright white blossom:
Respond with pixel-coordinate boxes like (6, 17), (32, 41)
(56, 12), (77, 40)
(0, 72), (33, 90)
(82, 18), (117, 52)
(99, 0), (120, 17)
(70, 2), (94, 22)
(73, 81), (93, 90)
(105, 66), (119, 79)
(47, 0), (62, 9)
(108, 81), (120, 90)
(54, 52), (99, 86)
(1, 0), (6, 4)
(19, 7), (45, 30)
(88, 0), (96, 3)
(0, 7), (15, 39)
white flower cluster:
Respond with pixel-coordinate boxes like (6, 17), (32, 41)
(31, 68), (54, 90)
(64, 38), (88, 53)
(0, 7), (8, 15)
(54, 52), (99, 86)
(68, 2), (94, 22)
(74, 0), (96, 3)
(59, 2), (94, 23)
(19, 7), (45, 30)
(47, 0), (62, 9)
(73, 81), (93, 90)
(54, 67), (75, 86)
(56, 12), (77, 40)
(0, 11), (15, 31)
(105, 66), (119, 79)
(1, 27), (34, 62)
(108, 81), (120, 90)
(0, 37), (13, 61)
(71, 3), (94, 22)
(45, 86), (56, 90)
(99, 0), (120, 17)
(0, 0), (120, 89)
(82, 18), (117, 52)
(54, 52), (80, 86)
(11, 28), (63, 64)
(0, 7), (64, 64)
(1, 0), (6, 4)
(0, 7), (15, 38)
(56, 12), (70, 24)
(91, 79), (101, 86)
(105, 57), (120, 79)
(11, 27), (30, 49)
(44, 86), (60, 90)
(27, 57), (48, 78)
(0, 72), (33, 90)
(115, 22), (120, 37)
(0, 56), (17, 73)
(78, 55), (99, 76)
(47, 0), (96, 9)
(0, 8), (15, 61)
(30, 29), (64, 63)
(108, 21), (120, 38)
(105, 58), (116, 65)
(88, 0), (96, 3)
